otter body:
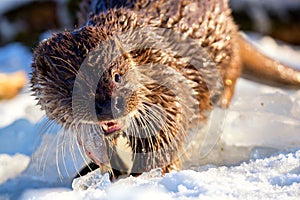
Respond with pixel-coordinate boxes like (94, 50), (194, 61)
(31, 0), (300, 178)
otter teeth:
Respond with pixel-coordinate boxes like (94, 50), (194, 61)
(99, 121), (122, 136)
(102, 124), (109, 131)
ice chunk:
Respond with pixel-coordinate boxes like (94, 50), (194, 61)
(222, 79), (300, 148)
(72, 169), (111, 191)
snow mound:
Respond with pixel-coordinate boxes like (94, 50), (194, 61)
(0, 90), (44, 128)
(0, 154), (30, 185)
(19, 149), (300, 200)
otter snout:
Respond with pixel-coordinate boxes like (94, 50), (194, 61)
(95, 95), (126, 121)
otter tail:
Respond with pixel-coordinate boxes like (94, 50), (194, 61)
(238, 33), (300, 89)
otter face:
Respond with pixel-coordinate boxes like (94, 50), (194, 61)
(92, 56), (141, 136)
(32, 33), (139, 137)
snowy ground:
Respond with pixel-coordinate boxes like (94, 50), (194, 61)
(0, 33), (300, 200)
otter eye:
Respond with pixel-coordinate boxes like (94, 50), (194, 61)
(114, 73), (121, 83)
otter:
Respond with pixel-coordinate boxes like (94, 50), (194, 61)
(31, 0), (300, 179)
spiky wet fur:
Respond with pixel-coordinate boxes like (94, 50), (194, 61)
(31, 0), (240, 177)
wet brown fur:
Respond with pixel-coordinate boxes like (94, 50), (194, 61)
(31, 0), (300, 178)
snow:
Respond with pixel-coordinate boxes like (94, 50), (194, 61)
(0, 91), (44, 128)
(0, 33), (300, 199)
(0, 154), (30, 185)
(19, 150), (300, 200)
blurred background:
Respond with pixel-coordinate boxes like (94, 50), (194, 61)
(0, 0), (300, 199)
(0, 0), (300, 48)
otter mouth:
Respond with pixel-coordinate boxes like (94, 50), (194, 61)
(99, 120), (122, 136)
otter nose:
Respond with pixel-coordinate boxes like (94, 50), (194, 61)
(95, 99), (114, 120)
(95, 95), (126, 120)
(112, 96), (125, 117)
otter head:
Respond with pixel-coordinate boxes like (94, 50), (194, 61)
(31, 9), (141, 134)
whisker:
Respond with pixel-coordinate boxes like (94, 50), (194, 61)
(49, 55), (78, 75)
